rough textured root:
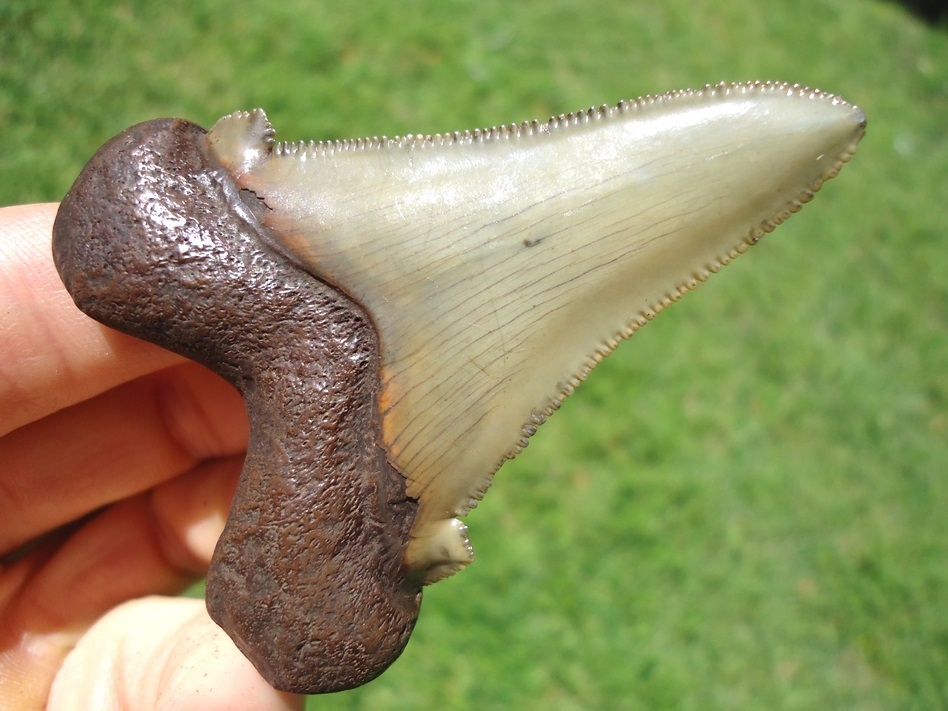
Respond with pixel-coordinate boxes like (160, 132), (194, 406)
(51, 117), (422, 694)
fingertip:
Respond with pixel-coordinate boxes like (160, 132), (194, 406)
(48, 596), (305, 711)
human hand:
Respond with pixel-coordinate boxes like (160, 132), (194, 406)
(0, 204), (304, 711)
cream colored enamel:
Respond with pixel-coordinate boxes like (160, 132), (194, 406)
(401, 517), (473, 584)
(206, 83), (864, 582)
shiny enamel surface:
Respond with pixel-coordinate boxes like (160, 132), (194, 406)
(206, 81), (865, 582)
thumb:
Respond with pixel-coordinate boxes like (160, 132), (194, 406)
(47, 596), (305, 711)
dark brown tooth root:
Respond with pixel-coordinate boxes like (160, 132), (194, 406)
(51, 117), (421, 694)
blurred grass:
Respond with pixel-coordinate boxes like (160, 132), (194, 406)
(2, 0), (946, 709)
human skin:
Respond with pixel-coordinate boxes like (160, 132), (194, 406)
(0, 203), (304, 711)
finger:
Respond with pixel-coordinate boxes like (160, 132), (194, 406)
(0, 203), (183, 436)
(0, 362), (248, 554)
(47, 596), (304, 711)
(0, 456), (243, 708)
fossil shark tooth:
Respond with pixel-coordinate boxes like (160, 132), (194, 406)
(52, 81), (865, 692)
(205, 80), (866, 584)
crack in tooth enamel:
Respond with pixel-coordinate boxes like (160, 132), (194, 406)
(205, 81), (865, 584)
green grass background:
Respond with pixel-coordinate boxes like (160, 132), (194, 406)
(2, 1), (946, 708)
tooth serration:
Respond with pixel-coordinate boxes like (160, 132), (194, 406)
(206, 81), (865, 583)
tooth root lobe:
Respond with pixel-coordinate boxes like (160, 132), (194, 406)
(51, 117), (421, 694)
